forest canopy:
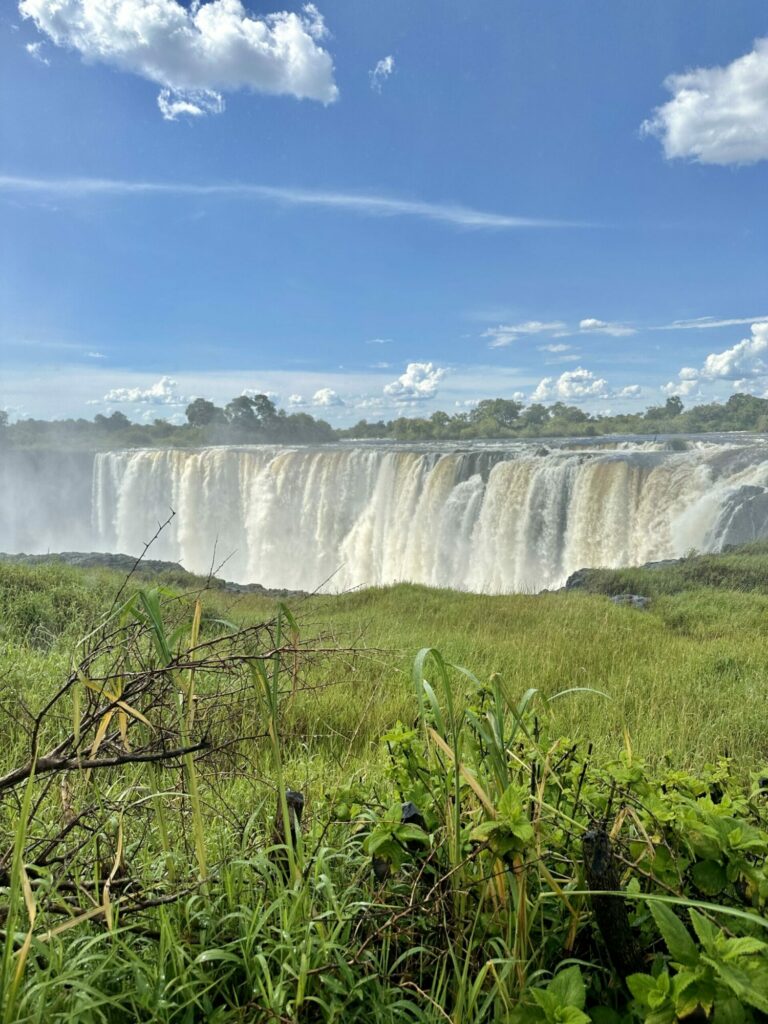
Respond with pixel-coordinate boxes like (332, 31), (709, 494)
(3, 391), (768, 449)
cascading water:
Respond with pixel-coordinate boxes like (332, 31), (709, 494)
(3, 437), (768, 592)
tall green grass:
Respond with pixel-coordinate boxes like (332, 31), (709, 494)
(1, 557), (768, 1020)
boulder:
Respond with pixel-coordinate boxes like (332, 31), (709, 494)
(610, 594), (650, 610)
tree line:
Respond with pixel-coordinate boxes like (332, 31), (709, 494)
(3, 391), (768, 449)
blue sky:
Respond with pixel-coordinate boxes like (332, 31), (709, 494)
(2, 0), (768, 424)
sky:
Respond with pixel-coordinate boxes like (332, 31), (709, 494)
(2, 0), (768, 426)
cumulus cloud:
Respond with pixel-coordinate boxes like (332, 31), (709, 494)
(663, 322), (768, 396)
(578, 318), (636, 338)
(103, 375), (187, 404)
(661, 378), (700, 398)
(483, 321), (566, 349)
(531, 367), (609, 403)
(287, 393), (306, 406)
(370, 54), (394, 92)
(615, 384), (642, 398)
(642, 36), (768, 165)
(25, 40), (49, 64)
(383, 362), (446, 403)
(700, 325), (768, 380)
(18, 0), (338, 120)
(312, 387), (344, 407)
(241, 388), (279, 401)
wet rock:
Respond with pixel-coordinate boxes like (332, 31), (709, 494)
(564, 568), (592, 590)
(610, 593), (650, 610)
(0, 551), (307, 598)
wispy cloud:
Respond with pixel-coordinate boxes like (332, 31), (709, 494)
(578, 317), (636, 338)
(370, 55), (395, 92)
(25, 41), (49, 65)
(0, 175), (588, 230)
(656, 315), (768, 331)
(483, 321), (567, 348)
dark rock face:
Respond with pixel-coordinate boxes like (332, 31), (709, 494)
(610, 593), (650, 609)
(710, 485), (768, 548)
(640, 558), (681, 571)
(564, 568), (592, 590)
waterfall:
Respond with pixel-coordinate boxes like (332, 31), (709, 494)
(4, 438), (768, 592)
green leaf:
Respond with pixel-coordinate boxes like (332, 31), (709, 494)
(690, 859), (727, 895)
(627, 973), (657, 1005)
(532, 988), (558, 1018)
(720, 936), (768, 960)
(548, 966), (586, 1011)
(706, 958), (768, 1014)
(557, 1008), (590, 1024)
(650, 902), (699, 967)
(395, 823), (430, 846)
(688, 909), (719, 952)
(712, 994), (749, 1024)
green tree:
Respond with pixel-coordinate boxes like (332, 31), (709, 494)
(185, 398), (223, 427)
(471, 398), (523, 429)
(522, 403), (549, 427)
(94, 411), (131, 432)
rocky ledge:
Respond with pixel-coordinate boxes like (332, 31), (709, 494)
(0, 551), (307, 599)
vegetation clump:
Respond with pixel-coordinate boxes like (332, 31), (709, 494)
(6, 390), (768, 449)
(0, 561), (767, 1020)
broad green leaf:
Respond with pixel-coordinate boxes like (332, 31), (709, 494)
(690, 859), (727, 895)
(650, 902), (699, 967)
(688, 909), (719, 952)
(548, 966), (586, 1011)
(558, 1008), (590, 1024)
(626, 974), (657, 1005)
(705, 957), (768, 1014)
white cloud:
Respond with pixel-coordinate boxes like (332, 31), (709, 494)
(663, 322), (768, 396)
(615, 384), (642, 398)
(483, 320), (566, 349)
(657, 314), (768, 331)
(18, 0), (339, 119)
(365, 337), (392, 345)
(579, 318), (636, 338)
(370, 54), (394, 93)
(370, 361), (391, 369)
(531, 367), (610, 403)
(0, 175), (585, 230)
(241, 388), (279, 401)
(538, 343), (571, 353)
(312, 387), (343, 407)
(287, 393), (306, 406)
(642, 36), (768, 165)
(661, 378), (700, 398)
(354, 396), (387, 411)
(700, 322), (768, 380)
(86, 351), (105, 359)
(158, 88), (224, 120)
(103, 375), (186, 405)
(25, 40), (49, 64)
(383, 362), (446, 403)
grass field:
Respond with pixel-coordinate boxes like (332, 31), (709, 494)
(1, 552), (768, 1020)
